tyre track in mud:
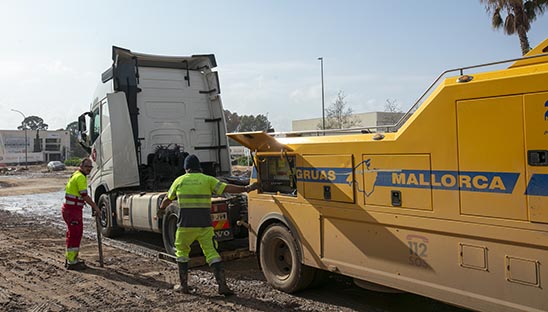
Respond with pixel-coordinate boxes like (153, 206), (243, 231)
(0, 173), (468, 312)
(0, 210), (176, 311)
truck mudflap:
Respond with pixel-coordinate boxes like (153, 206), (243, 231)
(211, 198), (233, 241)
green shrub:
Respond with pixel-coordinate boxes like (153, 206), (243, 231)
(64, 157), (82, 166)
(236, 156), (251, 166)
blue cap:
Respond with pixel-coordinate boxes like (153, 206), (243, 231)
(184, 154), (201, 170)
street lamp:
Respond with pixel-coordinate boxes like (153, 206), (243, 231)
(318, 57), (325, 130)
(11, 109), (28, 168)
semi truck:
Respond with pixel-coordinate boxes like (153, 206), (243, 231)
(228, 38), (548, 312)
(77, 46), (248, 255)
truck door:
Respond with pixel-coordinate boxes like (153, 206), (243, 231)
(456, 96), (527, 220)
(524, 92), (548, 223)
(106, 92), (139, 189)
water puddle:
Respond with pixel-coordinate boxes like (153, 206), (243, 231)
(0, 190), (96, 227)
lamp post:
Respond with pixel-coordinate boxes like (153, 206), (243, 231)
(11, 109), (28, 168)
(317, 57), (325, 130)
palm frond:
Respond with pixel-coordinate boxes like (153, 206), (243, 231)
(504, 13), (516, 34)
(492, 8), (504, 28)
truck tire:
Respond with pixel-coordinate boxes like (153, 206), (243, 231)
(162, 203), (179, 256)
(98, 194), (122, 238)
(259, 224), (315, 293)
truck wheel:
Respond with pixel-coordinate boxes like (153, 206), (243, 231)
(162, 203), (179, 256)
(259, 224), (315, 293)
(98, 194), (122, 238)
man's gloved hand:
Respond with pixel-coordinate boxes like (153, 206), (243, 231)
(157, 207), (166, 218)
(246, 182), (259, 192)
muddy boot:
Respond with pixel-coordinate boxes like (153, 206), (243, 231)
(66, 261), (86, 271)
(212, 262), (234, 296)
(173, 262), (190, 294)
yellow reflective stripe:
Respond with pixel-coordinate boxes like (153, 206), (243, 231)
(213, 182), (223, 194)
(66, 247), (80, 263)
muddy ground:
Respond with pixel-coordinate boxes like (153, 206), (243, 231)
(0, 165), (468, 312)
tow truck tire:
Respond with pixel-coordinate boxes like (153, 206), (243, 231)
(162, 203), (179, 256)
(259, 224), (315, 293)
(98, 194), (122, 238)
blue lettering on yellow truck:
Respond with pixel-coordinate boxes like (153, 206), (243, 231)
(293, 165), (548, 196)
(376, 170), (519, 194)
(295, 167), (351, 184)
(296, 166), (520, 194)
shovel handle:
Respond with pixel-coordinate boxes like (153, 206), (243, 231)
(95, 215), (104, 267)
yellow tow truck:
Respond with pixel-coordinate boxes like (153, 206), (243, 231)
(229, 38), (548, 312)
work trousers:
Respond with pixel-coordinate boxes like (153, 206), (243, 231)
(175, 227), (221, 265)
(62, 205), (83, 264)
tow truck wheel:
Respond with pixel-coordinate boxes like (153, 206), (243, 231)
(259, 224), (315, 293)
(98, 194), (122, 238)
(162, 203), (179, 256)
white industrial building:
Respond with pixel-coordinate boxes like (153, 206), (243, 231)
(292, 111), (405, 131)
(0, 129), (70, 165)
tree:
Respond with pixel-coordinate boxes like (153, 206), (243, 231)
(239, 114), (273, 132)
(480, 0), (548, 55)
(382, 99), (404, 125)
(384, 98), (402, 113)
(66, 121), (88, 158)
(318, 90), (360, 130)
(223, 110), (274, 132)
(224, 110), (241, 133)
(17, 116), (48, 130)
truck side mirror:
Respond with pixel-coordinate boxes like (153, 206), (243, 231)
(78, 114), (87, 133)
(77, 113), (92, 153)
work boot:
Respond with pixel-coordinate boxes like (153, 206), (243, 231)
(212, 262), (234, 296)
(66, 261), (86, 271)
(173, 262), (191, 294)
(65, 258), (86, 269)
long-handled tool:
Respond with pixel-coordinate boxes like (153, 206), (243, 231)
(95, 214), (104, 267)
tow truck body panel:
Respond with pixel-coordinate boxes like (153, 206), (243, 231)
(229, 38), (548, 311)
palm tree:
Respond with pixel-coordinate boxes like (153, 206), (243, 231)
(480, 0), (548, 55)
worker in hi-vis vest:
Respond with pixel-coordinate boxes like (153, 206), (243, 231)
(62, 158), (101, 270)
(159, 154), (258, 296)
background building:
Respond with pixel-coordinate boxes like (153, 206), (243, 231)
(292, 111), (405, 131)
(229, 111), (406, 160)
(0, 130), (70, 165)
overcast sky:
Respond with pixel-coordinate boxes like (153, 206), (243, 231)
(1, 1), (547, 132)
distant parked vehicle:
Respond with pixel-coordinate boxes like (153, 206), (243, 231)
(47, 161), (66, 171)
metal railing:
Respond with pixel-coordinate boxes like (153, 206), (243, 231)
(271, 51), (548, 138)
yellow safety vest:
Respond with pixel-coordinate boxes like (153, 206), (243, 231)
(64, 170), (87, 208)
(167, 173), (226, 227)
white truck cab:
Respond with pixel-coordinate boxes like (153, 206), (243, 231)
(78, 46), (247, 254)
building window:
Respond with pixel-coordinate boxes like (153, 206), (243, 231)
(45, 138), (60, 151)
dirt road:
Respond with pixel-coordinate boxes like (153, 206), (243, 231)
(0, 166), (467, 311)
